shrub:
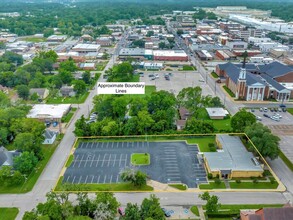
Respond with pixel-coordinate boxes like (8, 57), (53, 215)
(207, 173), (213, 179)
(214, 178), (221, 185)
(236, 179), (241, 184)
(208, 143), (215, 148)
(210, 146), (217, 152)
(216, 174), (220, 179)
(253, 178), (258, 184)
(263, 170), (271, 177)
(270, 178), (276, 184)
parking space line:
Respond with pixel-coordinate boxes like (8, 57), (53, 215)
(101, 142), (104, 148)
(91, 176), (94, 183)
(121, 142), (124, 148)
(132, 142), (134, 147)
(72, 176), (76, 184)
(78, 176), (82, 184)
(103, 175), (107, 183)
(124, 154), (128, 166)
(90, 142), (94, 148)
(119, 154), (123, 166)
(78, 154), (84, 168)
(116, 175), (119, 183)
(85, 175), (88, 183)
(65, 175), (70, 182)
(95, 154), (100, 167)
(113, 154), (116, 167)
(106, 142), (109, 148)
(85, 142), (89, 148)
(84, 155), (89, 167)
(97, 175), (100, 183)
(111, 142), (114, 148)
(110, 175), (112, 183)
(72, 154), (79, 167)
(108, 154), (112, 167)
(101, 154), (107, 167)
(90, 155), (95, 167)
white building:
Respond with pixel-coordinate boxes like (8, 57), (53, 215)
(27, 104), (71, 120)
(248, 37), (271, 44)
(257, 42), (289, 53)
(72, 44), (101, 53)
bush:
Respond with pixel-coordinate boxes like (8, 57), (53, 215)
(214, 178), (221, 185)
(207, 173), (213, 179)
(216, 174), (220, 179)
(263, 170), (271, 177)
(270, 178), (276, 184)
(236, 179), (241, 184)
(208, 143), (215, 148)
(210, 146), (217, 152)
(253, 178), (258, 184)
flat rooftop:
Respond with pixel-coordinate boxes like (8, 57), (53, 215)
(27, 104), (71, 119)
(206, 108), (228, 117)
(204, 134), (263, 172)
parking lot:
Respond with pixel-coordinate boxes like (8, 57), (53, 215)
(252, 108), (293, 163)
(63, 141), (207, 188)
(140, 71), (213, 96)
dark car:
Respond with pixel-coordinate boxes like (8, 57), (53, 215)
(162, 208), (171, 217)
(148, 74), (154, 77)
(270, 108), (274, 112)
(282, 108), (287, 112)
(280, 104), (286, 108)
(263, 113), (270, 118)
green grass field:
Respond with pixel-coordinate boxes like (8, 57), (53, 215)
(55, 177), (153, 192)
(46, 92), (89, 104)
(223, 85), (235, 98)
(211, 72), (219, 78)
(186, 136), (215, 152)
(65, 155), (74, 167)
(181, 65), (196, 71)
(190, 206), (199, 216)
(131, 153), (150, 165)
(168, 184), (187, 190)
(0, 135), (62, 193)
(61, 107), (77, 123)
(279, 150), (293, 172)
(22, 37), (46, 42)
(229, 181), (278, 189)
(0, 208), (19, 220)
(199, 181), (226, 189)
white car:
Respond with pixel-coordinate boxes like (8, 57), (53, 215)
(155, 73), (159, 78)
(256, 116), (262, 121)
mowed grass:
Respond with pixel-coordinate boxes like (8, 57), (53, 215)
(0, 135), (61, 193)
(65, 155), (74, 167)
(279, 150), (293, 172)
(61, 107), (77, 123)
(199, 181), (226, 189)
(125, 85), (156, 99)
(55, 177), (153, 192)
(22, 37), (46, 42)
(229, 181), (278, 189)
(46, 92), (89, 104)
(216, 204), (283, 211)
(0, 208), (19, 220)
(131, 153), (150, 165)
(186, 136), (215, 152)
(168, 184), (187, 190)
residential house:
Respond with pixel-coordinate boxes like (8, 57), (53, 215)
(240, 206), (293, 220)
(206, 108), (228, 119)
(43, 129), (58, 145)
(29, 88), (50, 100)
(176, 107), (190, 130)
(60, 86), (76, 97)
(0, 146), (21, 167)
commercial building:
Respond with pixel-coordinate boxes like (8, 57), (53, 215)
(96, 37), (112, 46)
(196, 50), (213, 61)
(153, 50), (188, 61)
(47, 35), (67, 42)
(72, 44), (101, 54)
(27, 104), (71, 120)
(79, 63), (96, 70)
(216, 50), (236, 60)
(206, 108), (229, 119)
(226, 39), (248, 50)
(257, 42), (289, 53)
(204, 134), (263, 179)
(119, 48), (153, 60)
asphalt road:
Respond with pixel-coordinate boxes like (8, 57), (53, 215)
(1, 29), (293, 219)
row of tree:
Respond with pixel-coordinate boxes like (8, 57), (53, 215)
(23, 192), (165, 220)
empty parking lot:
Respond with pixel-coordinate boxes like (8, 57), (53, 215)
(63, 141), (207, 188)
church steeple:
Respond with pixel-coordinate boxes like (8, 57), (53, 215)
(239, 50), (248, 80)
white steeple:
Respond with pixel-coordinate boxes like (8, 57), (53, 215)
(239, 67), (246, 80)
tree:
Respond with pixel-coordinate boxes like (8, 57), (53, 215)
(82, 71), (91, 84)
(140, 195), (165, 220)
(158, 42), (166, 49)
(177, 87), (202, 113)
(59, 58), (78, 73)
(95, 192), (119, 217)
(177, 30), (183, 35)
(199, 192), (220, 213)
(17, 85), (30, 100)
(245, 123), (280, 159)
(231, 109), (256, 132)
(146, 31), (154, 37)
(13, 133), (43, 159)
(111, 96), (128, 119)
(0, 91), (10, 108)
(184, 118), (215, 134)
(93, 203), (114, 220)
(73, 80), (87, 95)
(14, 151), (38, 175)
(120, 168), (147, 187)
(60, 70), (74, 85)
(137, 110), (155, 135)
(0, 166), (24, 186)
(124, 203), (141, 220)
(2, 51), (23, 65)
(43, 28), (54, 38)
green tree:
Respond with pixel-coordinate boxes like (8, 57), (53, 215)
(199, 192), (220, 213)
(2, 51), (23, 65)
(82, 71), (91, 84)
(13, 133), (43, 159)
(231, 109), (256, 132)
(14, 151), (38, 175)
(73, 80), (87, 95)
(17, 85), (30, 100)
(146, 31), (154, 37)
(60, 70), (74, 85)
(0, 91), (11, 108)
(137, 110), (155, 135)
(43, 28), (54, 38)
(124, 203), (141, 220)
(59, 58), (78, 73)
(95, 192), (120, 217)
(120, 168), (147, 187)
(177, 87), (202, 113)
(176, 30), (183, 35)
(184, 118), (215, 134)
(245, 123), (280, 159)
(140, 195), (165, 220)
(132, 39), (145, 48)
(112, 96), (128, 119)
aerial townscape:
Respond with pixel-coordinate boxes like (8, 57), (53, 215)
(1, 0), (293, 219)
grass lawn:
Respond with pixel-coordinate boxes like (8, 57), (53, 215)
(279, 150), (293, 172)
(0, 208), (19, 220)
(229, 181), (278, 189)
(223, 85), (235, 98)
(131, 153), (150, 165)
(180, 65), (196, 71)
(65, 155), (74, 167)
(125, 85), (156, 99)
(216, 204), (283, 211)
(55, 177), (153, 191)
(0, 135), (62, 193)
(168, 184), (187, 190)
(46, 92), (89, 104)
(61, 107), (77, 123)
(186, 136), (215, 152)
(190, 206), (199, 216)
(211, 72), (219, 78)
(22, 37), (46, 42)
(199, 181), (226, 189)
(287, 108), (293, 115)
(96, 62), (107, 71)
(210, 118), (232, 131)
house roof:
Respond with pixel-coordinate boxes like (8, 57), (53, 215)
(206, 108), (228, 117)
(29, 88), (48, 97)
(179, 107), (190, 120)
(44, 129), (58, 140)
(0, 146), (20, 166)
(260, 74), (290, 92)
(257, 61), (293, 78)
(204, 135), (263, 172)
(261, 207), (293, 220)
(248, 215), (261, 220)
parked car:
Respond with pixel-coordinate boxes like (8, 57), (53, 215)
(155, 73), (159, 78)
(278, 108), (282, 112)
(162, 208), (171, 217)
(165, 75), (170, 80)
(263, 113), (270, 118)
(274, 108), (278, 112)
(282, 108), (287, 112)
(263, 107), (268, 112)
(118, 207), (125, 216)
(149, 74), (154, 77)
(256, 116), (262, 121)
(53, 122), (58, 127)
(270, 108), (274, 112)
(250, 108), (255, 112)
(259, 108), (263, 112)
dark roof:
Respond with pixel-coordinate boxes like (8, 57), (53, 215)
(0, 147), (20, 166)
(179, 107), (190, 120)
(44, 129), (58, 140)
(248, 214), (261, 220)
(0, 148), (7, 166)
(257, 61), (293, 78)
(246, 72), (266, 86)
(260, 74), (289, 92)
(262, 207), (293, 220)
(29, 88), (47, 96)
